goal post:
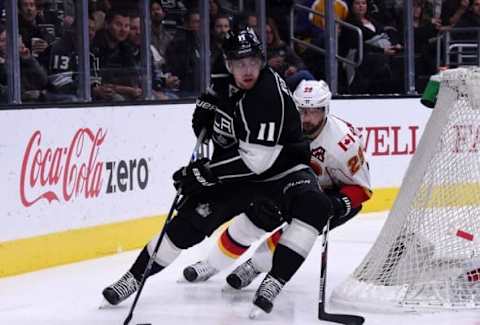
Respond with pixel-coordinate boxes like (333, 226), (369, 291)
(331, 67), (480, 311)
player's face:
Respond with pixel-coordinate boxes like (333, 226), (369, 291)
(300, 107), (326, 138)
(230, 56), (262, 90)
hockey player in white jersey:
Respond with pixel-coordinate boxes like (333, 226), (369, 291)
(182, 79), (372, 291)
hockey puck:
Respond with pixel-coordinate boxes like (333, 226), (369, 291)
(136, 323), (152, 325)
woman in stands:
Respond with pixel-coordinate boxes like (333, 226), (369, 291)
(265, 17), (316, 91)
(339, 0), (403, 94)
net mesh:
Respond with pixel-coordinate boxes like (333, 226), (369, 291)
(332, 67), (480, 311)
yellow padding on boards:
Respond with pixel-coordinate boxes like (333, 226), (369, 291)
(0, 187), (399, 278)
(0, 215), (166, 278)
(362, 187), (398, 213)
(413, 183), (480, 208)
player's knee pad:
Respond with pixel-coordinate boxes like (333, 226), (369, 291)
(166, 216), (206, 249)
(278, 218), (319, 259)
(290, 190), (332, 233)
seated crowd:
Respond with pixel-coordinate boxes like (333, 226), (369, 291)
(1, 0), (480, 103)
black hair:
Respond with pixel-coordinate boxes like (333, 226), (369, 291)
(105, 9), (130, 24)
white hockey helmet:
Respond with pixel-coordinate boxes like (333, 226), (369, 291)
(293, 80), (332, 114)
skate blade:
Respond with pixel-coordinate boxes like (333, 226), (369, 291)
(176, 276), (189, 283)
(248, 305), (264, 319)
(221, 283), (237, 292)
(176, 276), (206, 284)
(98, 298), (115, 309)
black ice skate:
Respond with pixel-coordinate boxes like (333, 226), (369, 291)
(183, 261), (218, 282)
(249, 273), (284, 318)
(226, 258), (261, 289)
(102, 271), (139, 306)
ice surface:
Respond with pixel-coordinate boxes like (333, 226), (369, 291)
(1, 212), (479, 325)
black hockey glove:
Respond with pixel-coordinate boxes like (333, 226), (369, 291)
(328, 192), (352, 219)
(172, 158), (220, 195)
(246, 199), (284, 232)
(192, 92), (219, 138)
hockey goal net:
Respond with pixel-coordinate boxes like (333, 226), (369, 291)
(332, 67), (480, 311)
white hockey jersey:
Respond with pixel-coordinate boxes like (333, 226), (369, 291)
(309, 115), (371, 205)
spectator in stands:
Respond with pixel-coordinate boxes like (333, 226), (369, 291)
(165, 10), (201, 97)
(35, 0), (64, 38)
(408, 0), (443, 87)
(211, 14), (231, 73)
(209, 0), (223, 22)
(266, 17), (315, 91)
(159, 0), (187, 29)
(245, 12), (258, 30)
(455, 0), (480, 29)
(443, 0), (471, 27)
(62, 0), (75, 29)
(236, 12), (258, 34)
(44, 15), (102, 102)
(92, 10), (142, 101)
(446, 0), (480, 42)
(128, 15), (180, 100)
(267, 0), (294, 42)
(339, 0), (403, 94)
(376, 0), (400, 26)
(18, 0), (55, 61)
(0, 24), (47, 102)
(91, 0), (112, 31)
(150, 0), (175, 59)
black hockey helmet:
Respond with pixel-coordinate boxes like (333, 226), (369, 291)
(222, 27), (264, 61)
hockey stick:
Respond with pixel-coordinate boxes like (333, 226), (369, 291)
(319, 218), (365, 325)
(123, 129), (207, 325)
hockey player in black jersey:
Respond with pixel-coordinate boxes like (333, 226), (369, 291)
(102, 28), (334, 316)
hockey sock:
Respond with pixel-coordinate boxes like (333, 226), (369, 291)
(269, 243), (304, 283)
(128, 233), (183, 282)
(251, 227), (284, 272)
(211, 228), (250, 269)
(129, 246), (164, 281)
(147, 232), (182, 266)
(210, 213), (266, 270)
(269, 218), (318, 282)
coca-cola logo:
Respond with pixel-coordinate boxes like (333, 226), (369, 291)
(19, 128), (149, 207)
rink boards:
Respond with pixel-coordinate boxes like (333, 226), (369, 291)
(0, 99), (432, 277)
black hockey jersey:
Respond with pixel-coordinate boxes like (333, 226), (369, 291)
(207, 67), (308, 182)
(46, 35), (101, 93)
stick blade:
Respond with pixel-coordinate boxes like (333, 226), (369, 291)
(123, 313), (133, 325)
(319, 306), (365, 325)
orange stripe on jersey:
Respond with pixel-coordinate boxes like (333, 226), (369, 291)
(266, 229), (283, 252)
(217, 229), (249, 259)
